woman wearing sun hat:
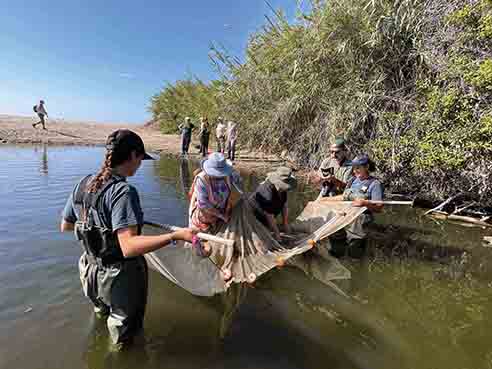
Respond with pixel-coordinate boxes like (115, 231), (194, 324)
(248, 167), (297, 241)
(189, 152), (237, 232)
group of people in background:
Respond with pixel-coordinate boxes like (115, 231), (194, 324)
(178, 116), (238, 160)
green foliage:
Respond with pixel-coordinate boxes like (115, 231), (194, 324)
(149, 0), (492, 202)
(468, 59), (492, 91)
(479, 13), (492, 38)
(149, 78), (220, 133)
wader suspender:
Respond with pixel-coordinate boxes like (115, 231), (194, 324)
(74, 176), (124, 225)
(73, 176), (125, 263)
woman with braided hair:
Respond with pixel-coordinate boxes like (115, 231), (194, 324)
(60, 129), (195, 346)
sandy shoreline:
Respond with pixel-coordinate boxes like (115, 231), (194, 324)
(0, 114), (284, 170)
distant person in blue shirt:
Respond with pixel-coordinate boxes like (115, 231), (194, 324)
(328, 154), (384, 258)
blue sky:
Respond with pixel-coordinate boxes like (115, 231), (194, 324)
(0, 0), (299, 123)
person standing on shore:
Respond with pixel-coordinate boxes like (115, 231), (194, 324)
(60, 129), (195, 346)
(198, 117), (210, 157)
(178, 117), (195, 155)
(32, 100), (48, 130)
(226, 121), (238, 161)
(215, 117), (227, 154)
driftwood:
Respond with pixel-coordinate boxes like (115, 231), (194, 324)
(424, 189), (492, 228)
(424, 193), (464, 215)
(428, 211), (492, 228)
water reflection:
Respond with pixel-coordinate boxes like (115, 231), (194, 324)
(41, 145), (48, 174)
(33, 145), (49, 174)
(178, 157), (192, 195)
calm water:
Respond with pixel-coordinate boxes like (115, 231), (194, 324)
(1, 145), (492, 369)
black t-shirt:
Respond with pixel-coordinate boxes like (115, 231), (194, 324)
(249, 180), (287, 222)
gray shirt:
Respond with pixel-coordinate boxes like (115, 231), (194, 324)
(62, 174), (144, 232)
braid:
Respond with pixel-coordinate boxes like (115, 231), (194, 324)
(87, 149), (114, 193)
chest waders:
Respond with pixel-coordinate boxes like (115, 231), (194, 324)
(333, 177), (377, 258)
(73, 176), (148, 345)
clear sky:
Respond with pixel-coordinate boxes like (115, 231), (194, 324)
(0, 0), (298, 124)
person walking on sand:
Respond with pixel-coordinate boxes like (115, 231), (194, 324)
(60, 129), (196, 346)
(32, 100), (48, 130)
(215, 117), (227, 154)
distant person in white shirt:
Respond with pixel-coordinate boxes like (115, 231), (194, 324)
(226, 121), (238, 161)
(32, 100), (48, 130)
(215, 117), (227, 154)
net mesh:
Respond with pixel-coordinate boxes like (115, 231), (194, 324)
(145, 199), (366, 296)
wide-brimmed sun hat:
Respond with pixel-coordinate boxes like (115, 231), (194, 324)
(202, 152), (233, 177)
(267, 166), (297, 191)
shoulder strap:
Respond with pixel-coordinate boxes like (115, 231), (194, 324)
(90, 177), (125, 210)
(74, 175), (93, 205)
(74, 175), (124, 210)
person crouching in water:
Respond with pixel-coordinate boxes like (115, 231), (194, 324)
(328, 154), (384, 258)
(249, 167), (297, 242)
(189, 152), (236, 235)
(60, 129), (195, 346)
(314, 138), (353, 199)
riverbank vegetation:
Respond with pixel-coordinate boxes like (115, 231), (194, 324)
(149, 0), (492, 204)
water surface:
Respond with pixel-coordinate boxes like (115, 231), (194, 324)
(1, 145), (491, 369)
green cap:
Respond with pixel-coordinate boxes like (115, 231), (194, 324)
(334, 137), (345, 146)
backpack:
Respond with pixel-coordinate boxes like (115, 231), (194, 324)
(33, 105), (38, 113)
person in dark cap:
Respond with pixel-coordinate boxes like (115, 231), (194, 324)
(249, 167), (297, 241)
(60, 129), (195, 346)
(328, 154), (384, 258)
(312, 138), (353, 199)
